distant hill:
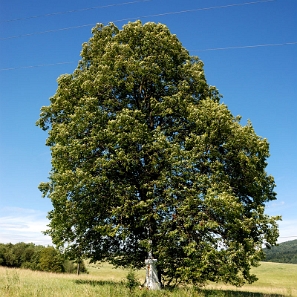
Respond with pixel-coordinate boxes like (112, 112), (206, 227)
(263, 239), (297, 264)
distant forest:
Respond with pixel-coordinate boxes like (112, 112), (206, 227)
(263, 239), (297, 264)
(0, 242), (87, 273)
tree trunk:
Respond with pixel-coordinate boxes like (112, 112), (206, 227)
(76, 261), (80, 275)
(158, 270), (162, 287)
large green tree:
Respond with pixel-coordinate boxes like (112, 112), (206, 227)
(37, 21), (280, 287)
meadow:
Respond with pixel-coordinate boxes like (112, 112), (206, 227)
(1, 261), (296, 297)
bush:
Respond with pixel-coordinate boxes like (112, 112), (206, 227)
(125, 269), (140, 292)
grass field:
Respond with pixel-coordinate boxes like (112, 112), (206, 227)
(206, 262), (297, 297)
(0, 261), (296, 297)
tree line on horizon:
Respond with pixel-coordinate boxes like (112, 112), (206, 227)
(0, 242), (87, 274)
(263, 239), (297, 264)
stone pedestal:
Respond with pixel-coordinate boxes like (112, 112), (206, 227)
(144, 258), (161, 290)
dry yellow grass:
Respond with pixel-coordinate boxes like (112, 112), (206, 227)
(86, 261), (146, 281)
(0, 261), (296, 296)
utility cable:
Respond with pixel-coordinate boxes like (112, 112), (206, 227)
(191, 41), (297, 52)
(0, 61), (75, 71)
(0, 0), (152, 23)
(1, 41), (296, 71)
(0, 0), (276, 41)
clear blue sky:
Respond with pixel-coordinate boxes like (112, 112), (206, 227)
(0, 0), (296, 245)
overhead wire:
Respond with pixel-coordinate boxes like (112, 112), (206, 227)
(0, 0), (152, 23)
(0, 23), (95, 40)
(0, 61), (75, 71)
(0, 41), (296, 71)
(0, 0), (276, 41)
(0, 0), (288, 72)
(192, 41), (297, 52)
(0, 41), (297, 71)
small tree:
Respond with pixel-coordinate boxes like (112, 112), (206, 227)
(37, 21), (280, 286)
(39, 246), (64, 273)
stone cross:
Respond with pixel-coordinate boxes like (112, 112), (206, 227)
(144, 258), (161, 290)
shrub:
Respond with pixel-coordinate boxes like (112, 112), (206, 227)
(125, 269), (140, 292)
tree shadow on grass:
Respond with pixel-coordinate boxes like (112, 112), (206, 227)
(74, 280), (286, 297)
(74, 279), (121, 286)
(202, 288), (285, 297)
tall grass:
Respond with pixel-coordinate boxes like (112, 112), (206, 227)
(0, 262), (296, 297)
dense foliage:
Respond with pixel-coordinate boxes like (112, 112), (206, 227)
(0, 242), (87, 273)
(263, 239), (297, 264)
(37, 21), (280, 287)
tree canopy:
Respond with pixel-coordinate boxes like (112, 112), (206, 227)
(37, 21), (280, 287)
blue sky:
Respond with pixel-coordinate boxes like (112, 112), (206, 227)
(0, 0), (296, 245)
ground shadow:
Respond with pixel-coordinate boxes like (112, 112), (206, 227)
(202, 288), (285, 297)
(74, 280), (286, 297)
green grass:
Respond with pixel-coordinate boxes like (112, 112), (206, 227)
(0, 262), (296, 297)
(205, 262), (297, 297)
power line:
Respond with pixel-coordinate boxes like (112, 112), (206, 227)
(1, 41), (296, 72)
(0, 23), (95, 40)
(0, 0), (152, 23)
(0, 61), (75, 71)
(191, 41), (297, 52)
(0, 0), (275, 41)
